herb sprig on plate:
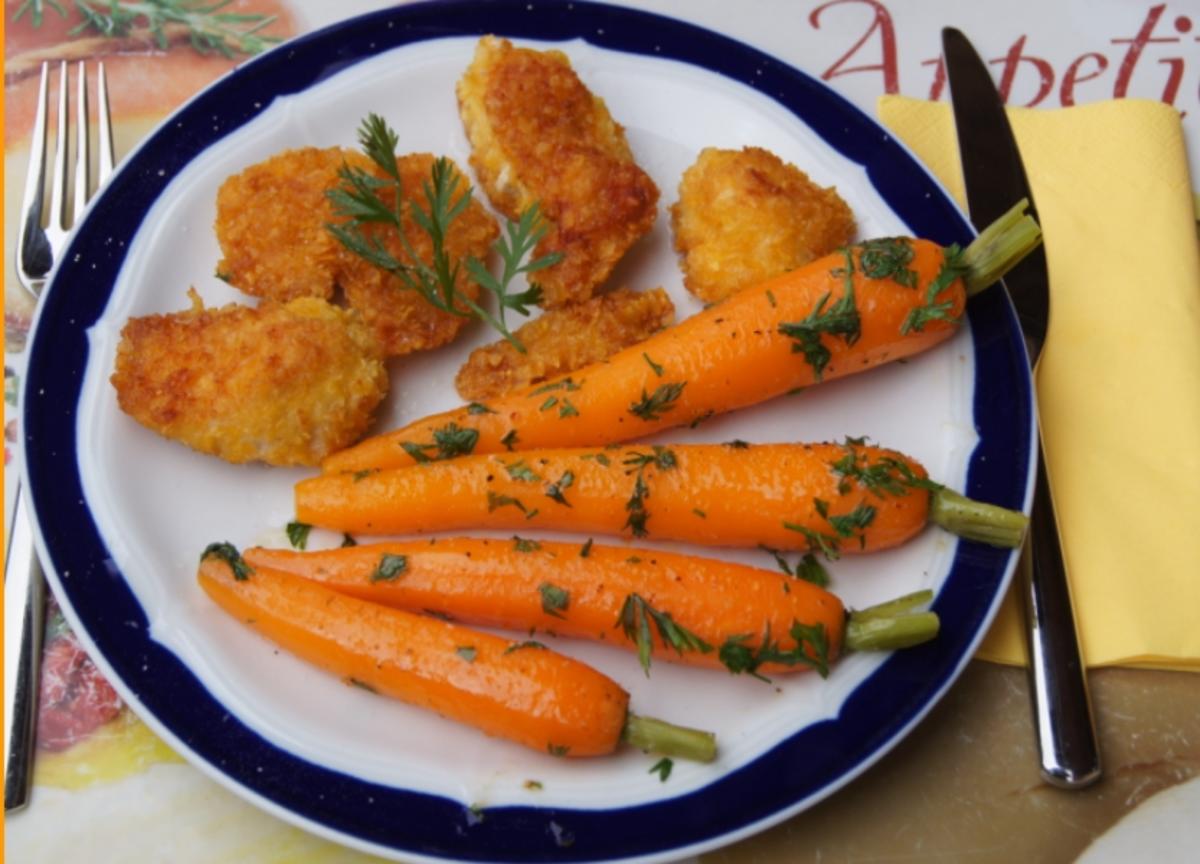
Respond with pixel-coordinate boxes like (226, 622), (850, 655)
(326, 114), (561, 353)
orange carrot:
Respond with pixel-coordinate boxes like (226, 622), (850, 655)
(297, 441), (1028, 552)
(323, 202), (1040, 474)
(243, 537), (849, 677)
(198, 545), (716, 760)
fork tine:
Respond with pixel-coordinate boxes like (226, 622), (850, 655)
(47, 61), (69, 232)
(97, 62), (115, 186)
(73, 62), (90, 222)
(16, 63), (51, 288)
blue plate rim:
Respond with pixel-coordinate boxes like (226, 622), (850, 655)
(20, 1), (1036, 861)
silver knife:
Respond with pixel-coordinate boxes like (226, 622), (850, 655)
(942, 27), (1101, 789)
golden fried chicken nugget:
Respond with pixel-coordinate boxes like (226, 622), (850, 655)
(111, 292), (388, 466)
(215, 147), (346, 302)
(454, 286), (675, 401)
(332, 153), (499, 357)
(670, 147), (856, 303)
(457, 36), (659, 308)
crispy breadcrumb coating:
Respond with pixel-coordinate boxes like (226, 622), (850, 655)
(670, 147), (856, 303)
(110, 291), (388, 466)
(457, 36), (659, 308)
(215, 147), (346, 302)
(332, 153), (499, 356)
(455, 287), (675, 401)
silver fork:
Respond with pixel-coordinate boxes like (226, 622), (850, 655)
(5, 60), (115, 813)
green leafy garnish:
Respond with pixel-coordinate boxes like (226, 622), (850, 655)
(618, 593), (712, 674)
(487, 491), (528, 514)
(649, 757), (673, 782)
(858, 237), (918, 287)
(778, 247), (861, 379)
(504, 640), (548, 655)
(545, 471), (574, 506)
(467, 402), (495, 415)
(341, 533), (358, 548)
(285, 521), (312, 550)
(401, 422), (479, 463)
(580, 538), (593, 558)
(201, 542), (253, 581)
(504, 460), (541, 483)
(500, 429), (519, 451)
(629, 381), (686, 422)
(327, 114), (559, 352)
(547, 744), (570, 757)
(642, 352), (665, 377)
(539, 582), (569, 618)
(513, 536), (542, 553)
(456, 646), (477, 663)
(718, 620), (831, 681)
(901, 245), (967, 333)
(370, 553), (408, 582)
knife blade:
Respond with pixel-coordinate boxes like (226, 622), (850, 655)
(942, 26), (1101, 789)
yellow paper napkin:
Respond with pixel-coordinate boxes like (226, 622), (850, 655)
(878, 96), (1200, 671)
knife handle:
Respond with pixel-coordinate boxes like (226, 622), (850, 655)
(1022, 440), (1101, 788)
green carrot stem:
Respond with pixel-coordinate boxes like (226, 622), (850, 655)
(623, 713), (717, 763)
(845, 611), (940, 652)
(850, 589), (934, 622)
(929, 488), (1029, 548)
(962, 198), (1043, 296)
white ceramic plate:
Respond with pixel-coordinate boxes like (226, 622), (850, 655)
(23, 2), (1035, 861)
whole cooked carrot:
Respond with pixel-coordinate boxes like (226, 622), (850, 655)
(243, 538), (941, 679)
(198, 545), (716, 760)
(297, 440), (1028, 552)
(323, 201), (1040, 474)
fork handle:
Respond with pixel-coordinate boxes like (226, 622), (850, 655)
(4, 487), (45, 812)
(1022, 440), (1101, 789)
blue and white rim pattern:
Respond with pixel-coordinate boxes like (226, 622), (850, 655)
(22, 1), (1035, 861)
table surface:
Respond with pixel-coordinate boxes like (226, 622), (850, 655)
(5, 2), (1199, 862)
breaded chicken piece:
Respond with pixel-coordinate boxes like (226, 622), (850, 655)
(455, 286), (675, 401)
(111, 291), (388, 466)
(670, 147), (856, 303)
(215, 147), (346, 302)
(332, 153), (499, 356)
(457, 36), (659, 308)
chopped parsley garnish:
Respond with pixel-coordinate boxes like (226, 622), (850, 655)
(580, 538), (594, 558)
(346, 677), (378, 693)
(558, 398), (579, 418)
(513, 536), (542, 553)
(539, 396), (559, 412)
(285, 521), (311, 550)
(718, 620), (831, 681)
(456, 646), (477, 663)
(500, 429), (519, 451)
(401, 422), (479, 463)
(629, 381), (686, 422)
(901, 244), (967, 333)
(201, 542), (253, 581)
(778, 247), (861, 379)
(617, 593), (712, 674)
(531, 377), (581, 395)
(370, 553), (408, 582)
(547, 744), (571, 757)
(539, 582), (569, 617)
(504, 459), (541, 483)
(545, 471), (574, 506)
(487, 491), (527, 514)
(341, 533), (358, 548)
(649, 757), (673, 781)
(467, 402), (496, 415)
(504, 640), (548, 655)
(858, 237), (918, 287)
(642, 352), (665, 377)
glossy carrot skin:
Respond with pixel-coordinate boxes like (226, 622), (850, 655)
(297, 441), (933, 553)
(322, 239), (964, 473)
(197, 556), (629, 757)
(243, 538), (847, 675)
